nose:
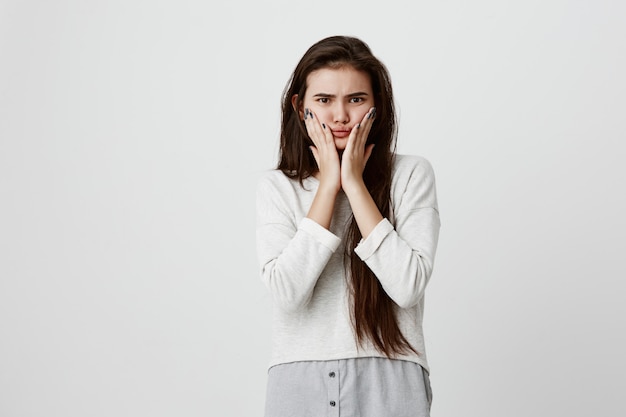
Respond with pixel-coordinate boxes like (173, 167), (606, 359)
(333, 102), (349, 124)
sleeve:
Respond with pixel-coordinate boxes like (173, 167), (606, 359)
(354, 158), (440, 309)
(256, 173), (342, 312)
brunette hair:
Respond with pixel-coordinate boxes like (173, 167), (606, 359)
(277, 36), (416, 357)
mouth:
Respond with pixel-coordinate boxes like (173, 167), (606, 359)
(331, 129), (351, 139)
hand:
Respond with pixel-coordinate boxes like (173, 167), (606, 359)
(304, 108), (341, 194)
(341, 107), (376, 194)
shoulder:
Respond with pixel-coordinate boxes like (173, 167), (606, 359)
(256, 169), (313, 201)
(257, 168), (290, 190)
(256, 169), (301, 192)
(390, 154), (438, 210)
(392, 154), (436, 182)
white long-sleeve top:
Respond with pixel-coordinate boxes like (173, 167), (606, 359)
(256, 154), (440, 371)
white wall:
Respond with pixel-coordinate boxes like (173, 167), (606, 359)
(1, 1), (624, 416)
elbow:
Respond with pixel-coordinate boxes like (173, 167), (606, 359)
(262, 268), (312, 313)
(389, 257), (433, 309)
(394, 294), (422, 310)
(271, 287), (312, 313)
(393, 289), (424, 309)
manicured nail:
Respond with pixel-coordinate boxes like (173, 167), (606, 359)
(357, 123), (361, 129)
(304, 108), (309, 119)
(322, 123), (326, 129)
(372, 107), (376, 118)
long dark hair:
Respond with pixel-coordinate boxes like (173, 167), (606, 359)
(277, 36), (416, 357)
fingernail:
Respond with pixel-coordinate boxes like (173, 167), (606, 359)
(322, 123), (326, 129)
(304, 108), (309, 119)
(372, 107), (377, 118)
(357, 123), (361, 129)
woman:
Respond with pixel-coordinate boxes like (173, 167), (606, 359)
(256, 35), (440, 417)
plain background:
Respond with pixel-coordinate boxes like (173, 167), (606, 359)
(1, 0), (625, 416)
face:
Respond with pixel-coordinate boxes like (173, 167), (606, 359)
(295, 66), (374, 150)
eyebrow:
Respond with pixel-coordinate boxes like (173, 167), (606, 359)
(312, 92), (370, 98)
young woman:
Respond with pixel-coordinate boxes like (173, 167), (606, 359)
(256, 36), (440, 417)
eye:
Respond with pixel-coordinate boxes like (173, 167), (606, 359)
(317, 97), (329, 104)
(349, 97), (364, 103)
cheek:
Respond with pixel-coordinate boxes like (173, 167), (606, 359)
(311, 107), (332, 122)
(352, 108), (369, 121)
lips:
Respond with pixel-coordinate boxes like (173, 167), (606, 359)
(331, 129), (351, 138)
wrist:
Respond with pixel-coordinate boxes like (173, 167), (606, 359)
(308, 182), (339, 230)
(317, 179), (341, 196)
(342, 177), (367, 198)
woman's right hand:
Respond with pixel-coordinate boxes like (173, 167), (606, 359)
(304, 108), (341, 195)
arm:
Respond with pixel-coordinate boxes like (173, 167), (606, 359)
(256, 174), (341, 312)
(354, 158), (440, 309)
(340, 107), (380, 238)
(304, 107), (341, 229)
(339, 111), (440, 308)
(257, 107), (345, 311)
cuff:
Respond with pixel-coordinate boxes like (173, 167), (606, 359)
(354, 218), (394, 260)
(299, 217), (342, 252)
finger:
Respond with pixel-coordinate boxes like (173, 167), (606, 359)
(347, 121), (360, 143)
(366, 106), (376, 121)
(310, 110), (335, 145)
(348, 107), (376, 151)
(358, 107), (376, 145)
(303, 109), (319, 139)
(303, 108), (321, 145)
(304, 108), (333, 148)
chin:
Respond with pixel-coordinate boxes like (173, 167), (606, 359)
(334, 138), (347, 150)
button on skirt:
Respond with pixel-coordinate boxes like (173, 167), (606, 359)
(264, 357), (432, 417)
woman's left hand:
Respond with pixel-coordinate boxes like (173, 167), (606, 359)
(340, 107), (376, 194)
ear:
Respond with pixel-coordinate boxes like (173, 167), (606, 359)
(291, 94), (304, 120)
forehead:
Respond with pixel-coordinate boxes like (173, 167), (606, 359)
(305, 66), (372, 95)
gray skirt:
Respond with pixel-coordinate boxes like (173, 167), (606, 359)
(264, 357), (432, 417)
